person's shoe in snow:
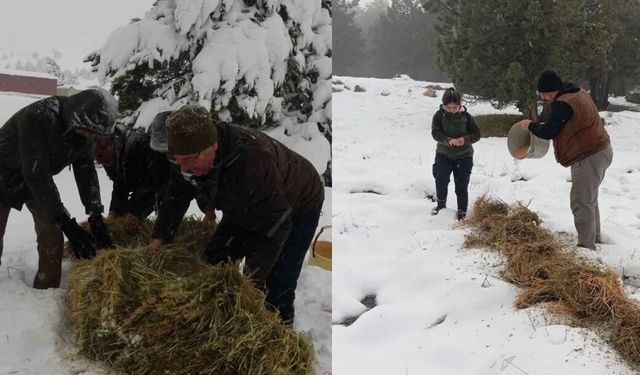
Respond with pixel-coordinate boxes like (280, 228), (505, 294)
(577, 243), (597, 251)
(596, 233), (613, 244)
(431, 205), (445, 215)
(456, 210), (466, 221)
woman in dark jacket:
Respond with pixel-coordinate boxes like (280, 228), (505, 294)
(430, 88), (481, 220)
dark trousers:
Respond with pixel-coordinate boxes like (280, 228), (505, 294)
(265, 207), (322, 324)
(0, 201), (64, 289)
(207, 207), (322, 324)
(0, 202), (9, 266)
(432, 154), (473, 212)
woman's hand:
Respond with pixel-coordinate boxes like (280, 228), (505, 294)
(448, 137), (465, 147)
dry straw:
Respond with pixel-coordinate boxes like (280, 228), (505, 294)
(65, 217), (315, 374)
(464, 195), (640, 367)
(66, 215), (215, 257)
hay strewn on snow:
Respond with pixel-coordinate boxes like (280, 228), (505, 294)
(464, 195), (640, 367)
(65, 215), (215, 258)
(67, 248), (315, 375)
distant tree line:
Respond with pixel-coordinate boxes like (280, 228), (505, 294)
(334, 0), (448, 82)
(334, 0), (640, 115)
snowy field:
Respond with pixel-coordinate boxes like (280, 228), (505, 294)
(333, 76), (640, 374)
(0, 93), (331, 374)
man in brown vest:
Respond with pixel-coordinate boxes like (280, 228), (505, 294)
(517, 70), (613, 250)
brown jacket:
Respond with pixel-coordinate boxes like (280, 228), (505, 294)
(554, 89), (610, 166)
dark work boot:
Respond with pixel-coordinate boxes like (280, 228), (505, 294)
(457, 209), (467, 221)
(431, 200), (446, 216)
(27, 202), (64, 289)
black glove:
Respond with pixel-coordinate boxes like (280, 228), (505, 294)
(88, 214), (114, 249)
(61, 218), (96, 259)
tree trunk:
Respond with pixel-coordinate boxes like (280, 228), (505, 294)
(531, 102), (539, 121)
(589, 76), (610, 110)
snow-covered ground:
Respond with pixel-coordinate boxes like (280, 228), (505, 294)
(333, 76), (640, 374)
(0, 93), (331, 374)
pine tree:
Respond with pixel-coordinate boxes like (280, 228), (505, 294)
(425, 0), (640, 113)
(608, 0), (640, 95)
(40, 57), (65, 86)
(425, 0), (580, 116)
(86, 0), (331, 184)
(369, 0), (444, 81)
(334, 0), (366, 76)
(575, 0), (640, 108)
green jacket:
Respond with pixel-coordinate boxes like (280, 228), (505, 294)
(431, 105), (481, 159)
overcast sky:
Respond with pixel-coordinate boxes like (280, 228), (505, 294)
(0, 0), (154, 70)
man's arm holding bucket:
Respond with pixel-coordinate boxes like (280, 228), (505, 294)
(519, 102), (574, 139)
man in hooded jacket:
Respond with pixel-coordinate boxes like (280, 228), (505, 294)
(0, 88), (116, 288)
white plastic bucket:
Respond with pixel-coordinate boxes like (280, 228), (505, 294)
(507, 123), (550, 159)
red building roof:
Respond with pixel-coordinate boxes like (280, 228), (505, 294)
(0, 69), (58, 96)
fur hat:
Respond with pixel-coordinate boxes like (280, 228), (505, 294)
(167, 106), (217, 155)
(537, 70), (563, 93)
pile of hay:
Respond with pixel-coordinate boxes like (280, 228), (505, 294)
(65, 215), (215, 257)
(67, 248), (315, 374)
(464, 195), (640, 366)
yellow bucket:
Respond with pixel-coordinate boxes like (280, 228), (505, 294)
(308, 225), (332, 271)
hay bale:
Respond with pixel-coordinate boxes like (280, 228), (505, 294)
(503, 247), (566, 287)
(425, 84), (445, 90)
(467, 196), (509, 222)
(465, 197), (552, 254)
(423, 88), (437, 97)
(550, 265), (625, 321)
(65, 216), (216, 258)
(67, 248), (315, 374)
(463, 195), (640, 366)
(612, 307), (640, 365)
(515, 260), (620, 320)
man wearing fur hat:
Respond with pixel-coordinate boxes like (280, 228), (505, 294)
(517, 70), (613, 250)
(0, 88), (117, 288)
(149, 105), (324, 324)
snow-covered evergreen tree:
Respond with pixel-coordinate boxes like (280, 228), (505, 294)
(86, 0), (332, 183)
(38, 57), (64, 85)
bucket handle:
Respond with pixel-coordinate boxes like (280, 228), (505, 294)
(312, 225), (331, 258)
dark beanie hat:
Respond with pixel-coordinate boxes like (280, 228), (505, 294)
(442, 88), (461, 105)
(537, 70), (563, 92)
(167, 105), (218, 155)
